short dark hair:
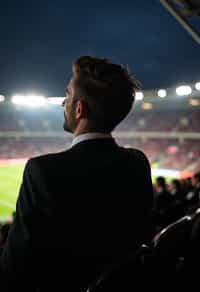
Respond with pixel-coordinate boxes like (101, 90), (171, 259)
(156, 176), (166, 188)
(73, 56), (140, 133)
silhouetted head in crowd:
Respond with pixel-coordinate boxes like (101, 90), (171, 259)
(169, 179), (182, 195)
(192, 172), (200, 187)
(155, 176), (167, 193)
(62, 56), (140, 135)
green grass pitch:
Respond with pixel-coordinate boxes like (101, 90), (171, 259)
(0, 165), (24, 221)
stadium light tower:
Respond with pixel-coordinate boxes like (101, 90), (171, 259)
(195, 82), (200, 90)
(176, 85), (192, 96)
(158, 89), (167, 98)
(12, 95), (26, 105)
(135, 91), (144, 100)
(0, 95), (5, 102)
(12, 95), (46, 107)
(26, 95), (46, 106)
(47, 97), (65, 105)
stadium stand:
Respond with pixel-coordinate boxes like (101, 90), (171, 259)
(1, 86), (199, 173)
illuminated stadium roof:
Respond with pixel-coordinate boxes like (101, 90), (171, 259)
(1, 81), (199, 111)
(160, 0), (200, 44)
(0, 77), (200, 116)
(0, 82), (200, 111)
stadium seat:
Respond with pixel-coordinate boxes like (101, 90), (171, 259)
(152, 215), (193, 258)
(86, 244), (151, 292)
(184, 208), (200, 265)
(86, 230), (191, 292)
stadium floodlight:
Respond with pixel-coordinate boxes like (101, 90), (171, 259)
(12, 95), (26, 105)
(158, 89), (167, 98)
(135, 91), (144, 100)
(0, 95), (5, 102)
(47, 97), (65, 105)
(26, 95), (46, 107)
(12, 95), (46, 106)
(176, 85), (192, 96)
(151, 168), (180, 179)
(195, 82), (200, 90)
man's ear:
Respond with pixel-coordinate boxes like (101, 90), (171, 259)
(75, 99), (87, 119)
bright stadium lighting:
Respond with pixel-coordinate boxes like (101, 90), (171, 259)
(176, 86), (192, 96)
(151, 168), (180, 179)
(158, 89), (167, 98)
(12, 95), (26, 105)
(11, 95), (46, 106)
(195, 82), (200, 90)
(135, 92), (143, 100)
(47, 97), (65, 105)
(26, 95), (46, 107)
(0, 95), (5, 102)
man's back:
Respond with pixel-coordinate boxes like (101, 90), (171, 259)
(34, 138), (153, 250)
(1, 138), (153, 291)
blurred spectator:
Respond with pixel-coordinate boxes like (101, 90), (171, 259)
(192, 172), (200, 200)
(154, 176), (174, 229)
(169, 179), (182, 200)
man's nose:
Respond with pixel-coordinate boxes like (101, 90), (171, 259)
(62, 98), (66, 107)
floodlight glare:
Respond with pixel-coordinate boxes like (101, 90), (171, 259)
(135, 92), (144, 100)
(11, 95), (46, 106)
(158, 89), (167, 98)
(0, 95), (5, 102)
(151, 168), (180, 179)
(12, 95), (26, 105)
(47, 97), (65, 105)
(176, 86), (192, 96)
(195, 82), (200, 90)
(26, 95), (46, 107)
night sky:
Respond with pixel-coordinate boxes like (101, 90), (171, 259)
(0, 0), (200, 97)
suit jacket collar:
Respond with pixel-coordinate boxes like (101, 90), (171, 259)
(71, 132), (112, 148)
(70, 136), (118, 151)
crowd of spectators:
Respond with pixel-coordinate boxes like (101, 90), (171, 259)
(117, 138), (200, 172)
(0, 104), (62, 132)
(117, 109), (200, 132)
(153, 172), (200, 230)
(0, 103), (199, 171)
(0, 137), (200, 172)
(0, 104), (200, 133)
(0, 137), (71, 159)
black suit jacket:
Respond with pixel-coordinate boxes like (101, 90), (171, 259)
(0, 138), (153, 291)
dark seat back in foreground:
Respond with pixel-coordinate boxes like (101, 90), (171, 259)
(87, 214), (197, 292)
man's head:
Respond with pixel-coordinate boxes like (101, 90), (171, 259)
(169, 179), (181, 193)
(62, 56), (140, 135)
(156, 176), (167, 192)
